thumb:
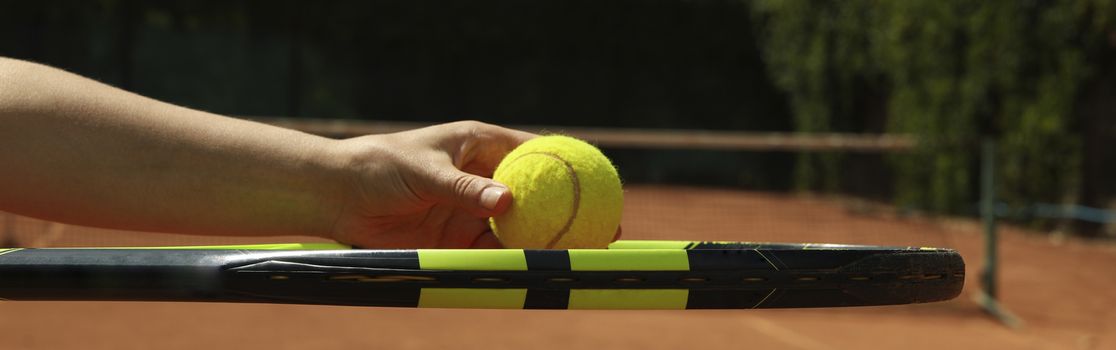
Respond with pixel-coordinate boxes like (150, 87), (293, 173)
(424, 169), (512, 217)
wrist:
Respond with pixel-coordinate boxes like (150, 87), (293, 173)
(297, 136), (358, 241)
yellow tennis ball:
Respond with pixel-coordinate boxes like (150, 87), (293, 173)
(490, 135), (623, 249)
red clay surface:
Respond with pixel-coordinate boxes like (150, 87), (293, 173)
(2, 185), (1115, 349)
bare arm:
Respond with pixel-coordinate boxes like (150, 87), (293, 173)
(0, 57), (348, 236)
(0, 57), (533, 247)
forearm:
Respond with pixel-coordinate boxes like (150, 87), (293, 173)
(0, 57), (348, 237)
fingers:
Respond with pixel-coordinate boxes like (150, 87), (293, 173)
(345, 121), (535, 248)
(405, 121), (532, 217)
(435, 121), (537, 177)
(435, 209), (503, 248)
(422, 168), (513, 218)
(469, 231), (504, 249)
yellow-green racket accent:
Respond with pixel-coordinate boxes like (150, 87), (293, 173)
(72, 242), (352, 250)
(417, 250), (528, 271)
(569, 249), (689, 271)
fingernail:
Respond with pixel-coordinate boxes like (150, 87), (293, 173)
(480, 186), (506, 210)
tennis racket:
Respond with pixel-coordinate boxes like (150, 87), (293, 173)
(0, 240), (964, 310)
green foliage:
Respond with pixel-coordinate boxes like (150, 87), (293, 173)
(752, 0), (1115, 212)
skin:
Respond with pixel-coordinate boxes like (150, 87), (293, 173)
(0, 57), (549, 248)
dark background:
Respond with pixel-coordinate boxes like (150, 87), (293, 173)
(2, 0), (1114, 234)
(0, 0), (800, 190)
(0, 1), (789, 128)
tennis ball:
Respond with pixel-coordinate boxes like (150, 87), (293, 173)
(489, 135), (623, 249)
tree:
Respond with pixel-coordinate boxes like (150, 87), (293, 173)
(752, 0), (1115, 216)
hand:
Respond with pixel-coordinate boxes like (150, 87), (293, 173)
(1, 58), (604, 245)
(325, 121), (536, 248)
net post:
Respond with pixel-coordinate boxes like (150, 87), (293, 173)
(975, 138), (1022, 328)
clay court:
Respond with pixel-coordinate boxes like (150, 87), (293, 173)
(2, 185), (1113, 349)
